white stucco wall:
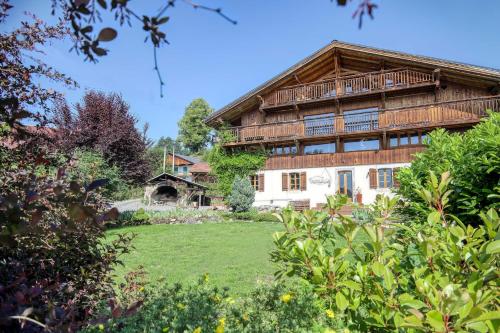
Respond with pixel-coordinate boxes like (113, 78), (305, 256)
(254, 162), (410, 208)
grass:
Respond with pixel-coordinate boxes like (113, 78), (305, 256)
(107, 222), (283, 295)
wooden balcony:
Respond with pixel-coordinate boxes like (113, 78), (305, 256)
(224, 96), (500, 146)
(265, 146), (425, 170)
(263, 68), (434, 108)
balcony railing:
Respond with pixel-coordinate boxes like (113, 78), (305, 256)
(224, 96), (499, 145)
(263, 68), (434, 108)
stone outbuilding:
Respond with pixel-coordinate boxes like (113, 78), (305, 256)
(144, 173), (209, 207)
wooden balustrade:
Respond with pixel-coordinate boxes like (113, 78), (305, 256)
(263, 68), (434, 107)
(265, 146), (425, 170)
(223, 96), (500, 145)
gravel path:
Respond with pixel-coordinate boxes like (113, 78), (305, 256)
(112, 199), (176, 212)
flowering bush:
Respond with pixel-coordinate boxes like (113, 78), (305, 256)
(271, 172), (499, 332)
(82, 276), (330, 333)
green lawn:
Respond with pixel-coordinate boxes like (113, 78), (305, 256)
(107, 222), (283, 295)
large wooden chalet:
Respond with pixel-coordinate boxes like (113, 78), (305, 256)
(205, 41), (500, 209)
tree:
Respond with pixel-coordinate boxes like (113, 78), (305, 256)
(396, 112), (500, 225)
(177, 98), (213, 154)
(53, 90), (151, 183)
(68, 148), (128, 200)
(157, 136), (188, 154)
(147, 136), (189, 176)
(228, 175), (255, 212)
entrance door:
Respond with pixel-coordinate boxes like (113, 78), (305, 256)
(337, 171), (353, 199)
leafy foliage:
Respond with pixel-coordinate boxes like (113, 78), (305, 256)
(271, 174), (499, 332)
(397, 113), (500, 225)
(82, 277), (329, 333)
(0, 126), (133, 332)
(146, 136), (189, 176)
(177, 98), (214, 154)
(207, 144), (267, 197)
(228, 176), (255, 213)
(67, 148), (128, 200)
(53, 90), (151, 183)
(0, 3), (76, 128)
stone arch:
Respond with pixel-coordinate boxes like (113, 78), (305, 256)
(151, 184), (178, 203)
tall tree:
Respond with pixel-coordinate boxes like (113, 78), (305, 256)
(54, 90), (151, 183)
(156, 136), (188, 154)
(146, 136), (188, 176)
(177, 98), (213, 154)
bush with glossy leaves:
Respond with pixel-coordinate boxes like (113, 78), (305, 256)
(271, 172), (499, 332)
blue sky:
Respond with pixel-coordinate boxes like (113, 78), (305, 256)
(4, 1), (500, 141)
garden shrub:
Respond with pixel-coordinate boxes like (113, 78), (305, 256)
(0, 139), (133, 332)
(82, 276), (330, 333)
(68, 148), (128, 200)
(271, 173), (499, 332)
(228, 175), (255, 212)
(397, 112), (500, 225)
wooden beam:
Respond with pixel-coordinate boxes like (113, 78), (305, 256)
(433, 69), (441, 102)
(293, 74), (302, 84)
(333, 51), (341, 78)
(294, 104), (300, 119)
(380, 92), (386, 109)
(294, 139), (300, 155)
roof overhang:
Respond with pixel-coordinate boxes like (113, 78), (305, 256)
(205, 40), (500, 126)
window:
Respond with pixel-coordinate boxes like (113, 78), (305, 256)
(304, 113), (335, 136)
(343, 107), (379, 132)
(390, 132), (427, 147)
(410, 133), (419, 145)
(378, 168), (393, 188)
(304, 142), (336, 155)
(271, 144), (297, 156)
(249, 175), (259, 191)
(338, 171), (353, 197)
(183, 166), (188, 173)
(344, 138), (380, 152)
(174, 166), (178, 173)
(421, 133), (428, 144)
(289, 172), (301, 190)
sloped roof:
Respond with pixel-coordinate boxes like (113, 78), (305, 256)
(168, 153), (201, 165)
(205, 40), (500, 124)
(190, 162), (211, 173)
(145, 172), (207, 189)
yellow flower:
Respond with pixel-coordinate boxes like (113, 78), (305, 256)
(203, 273), (209, 283)
(242, 313), (249, 321)
(176, 303), (186, 310)
(213, 295), (221, 303)
(139, 287), (145, 292)
(215, 318), (225, 333)
(225, 297), (235, 304)
(281, 293), (292, 303)
(98, 324), (104, 331)
(193, 327), (202, 333)
(325, 309), (335, 318)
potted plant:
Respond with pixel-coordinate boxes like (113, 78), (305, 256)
(355, 187), (363, 204)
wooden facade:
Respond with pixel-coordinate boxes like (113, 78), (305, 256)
(206, 41), (500, 171)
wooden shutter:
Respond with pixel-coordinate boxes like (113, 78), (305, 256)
(300, 172), (307, 191)
(258, 174), (264, 192)
(369, 168), (378, 189)
(393, 168), (400, 187)
(282, 173), (288, 191)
